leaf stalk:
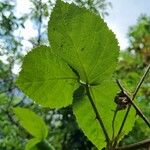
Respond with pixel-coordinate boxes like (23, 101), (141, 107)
(85, 84), (111, 145)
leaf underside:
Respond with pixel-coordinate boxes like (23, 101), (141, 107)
(17, 0), (136, 149)
(48, 0), (119, 85)
(17, 46), (78, 108)
(73, 81), (136, 149)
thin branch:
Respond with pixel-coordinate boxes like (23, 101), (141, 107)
(37, 0), (42, 45)
(85, 84), (110, 143)
(114, 107), (130, 147)
(112, 108), (118, 140)
(116, 80), (150, 127)
(116, 79), (124, 92)
(115, 139), (150, 150)
(0, 87), (15, 94)
(132, 64), (150, 100)
(114, 64), (150, 147)
(13, 95), (26, 107)
(126, 94), (150, 127)
(5, 110), (19, 127)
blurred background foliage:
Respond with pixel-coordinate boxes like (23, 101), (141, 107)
(116, 15), (150, 148)
(0, 0), (149, 150)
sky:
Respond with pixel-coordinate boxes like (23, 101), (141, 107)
(15, 0), (150, 50)
(105, 0), (150, 49)
(1, 0), (150, 74)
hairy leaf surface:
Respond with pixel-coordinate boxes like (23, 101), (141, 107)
(17, 45), (77, 108)
(48, 0), (119, 85)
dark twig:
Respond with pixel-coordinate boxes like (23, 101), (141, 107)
(126, 94), (150, 127)
(132, 64), (150, 100)
(116, 79), (124, 92)
(5, 110), (19, 127)
(13, 95), (26, 107)
(112, 108), (118, 140)
(114, 64), (150, 147)
(0, 87), (15, 94)
(111, 79), (127, 139)
(115, 139), (150, 150)
(85, 84), (110, 144)
(37, 0), (42, 45)
(116, 80), (150, 127)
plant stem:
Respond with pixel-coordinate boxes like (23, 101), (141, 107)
(116, 80), (150, 127)
(112, 108), (118, 140)
(116, 79), (124, 92)
(114, 64), (150, 147)
(126, 94), (150, 127)
(115, 139), (150, 150)
(85, 84), (110, 144)
(132, 64), (150, 100)
(37, 140), (54, 150)
(37, 0), (42, 45)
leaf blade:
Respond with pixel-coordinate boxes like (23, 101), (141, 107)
(17, 45), (77, 108)
(25, 138), (40, 150)
(13, 107), (48, 139)
(48, 0), (119, 84)
(73, 80), (136, 149)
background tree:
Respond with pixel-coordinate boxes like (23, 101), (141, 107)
(117, 15), (150, 148)
(0, 1), (27, 149)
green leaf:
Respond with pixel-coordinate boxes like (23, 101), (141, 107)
(17, 45), (77, 108)
(16, 1), (136, 149)
(36, 140), (55, 150)
(26, 139), (55, 150)
(48, 0), (119, 85)
(91, 81), (136, 139)
(25, 138), (40, 150)
(73, 81), (136, 149)
(13, 107), (48, 139)
(0, 93), (8, 105)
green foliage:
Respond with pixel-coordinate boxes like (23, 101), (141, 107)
(0, 0), (115, 149)
(74, 0), (111, 16)
(118, 52), (150, 147)
(48, 0), (119, 84)
(17, 1), (137, 149)
(26, 138), (41, 150)
(128, 15), (150, 46)
(13, 107), (48, 139)
(17, 46), (77, 108)
(117, 15), (150, 146)
(13, 107), (54, 150)
(26, 139), (55, 150)
(128, 15), (150, 65)
(73, 82), (136, 149)
(0, 0), (116, 149)
(0, 95), (25, 150)
(48, 2), (136, 147)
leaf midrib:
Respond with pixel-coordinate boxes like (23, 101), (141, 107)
(59, 6), (88, 83)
